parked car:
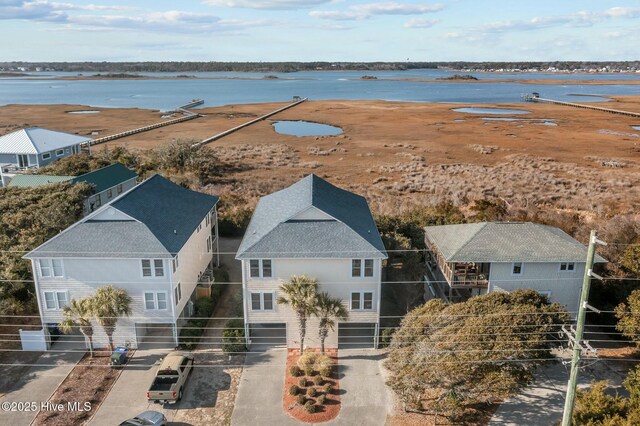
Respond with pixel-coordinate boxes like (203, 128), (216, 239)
(147, 351), (194, 404)
(119, 410), (167, 426)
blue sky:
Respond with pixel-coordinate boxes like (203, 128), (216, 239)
(1, 0), (639, 61)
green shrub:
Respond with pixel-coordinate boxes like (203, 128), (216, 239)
(317, 394), (326, 405)
(379, 326), (395, 348)
(304, 401), (316, 414)
(222, 319), (247, 354)
(288, 384), (299, 396)
(307, 387), (317, 397)
(178, 320), (202, 349)
(298, 377), (306, 387)
(290, 365), (302, 377)
(298, 352), (333, 378)
(313, 375), (323, 386)
(296, 394), (306, 405)
(323, 383), (333, 394)
(194, 297), (215, 318)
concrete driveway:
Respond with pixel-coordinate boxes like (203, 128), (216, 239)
(231, 348), (389, 426)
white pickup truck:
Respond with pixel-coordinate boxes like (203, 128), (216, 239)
(146, 351), (194, 404)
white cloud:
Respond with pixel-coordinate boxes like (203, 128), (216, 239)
(404, 17), (438, 28)
(603, 7), (640, 18)
(310, 2), (444, 21)
(203, 0), (332, 10)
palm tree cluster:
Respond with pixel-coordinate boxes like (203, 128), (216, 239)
(277, 275), (348, 353)
(59, 285), (132, 355)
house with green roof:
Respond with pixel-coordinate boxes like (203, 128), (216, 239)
(7, 163), (138, 216)
(424, 222), (607, 314)
(236, 174), (387, 349)
(24, 174), (220, 349)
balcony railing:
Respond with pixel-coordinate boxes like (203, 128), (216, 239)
(426, 245), (489, 289)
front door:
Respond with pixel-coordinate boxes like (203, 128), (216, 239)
(17, 154), (28, 168)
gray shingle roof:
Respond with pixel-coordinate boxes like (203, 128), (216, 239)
(0, 128), (92, 154)
(71, 163), (137, 193)
(25, 221), (172, 258)
(25, 174), (218, 259)
(424, 222), (606, 263)
(237, 174), (387, 259)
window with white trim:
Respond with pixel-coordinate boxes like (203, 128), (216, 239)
(38, 259), (63, 278)
(249, 259), (272, 278)
(144, 292), (168, 310)
(174, 283), (182, 305)
(350, 291), (374, 311)
(512, 262), (523, 275)
(352, 259), (374, 277)
(250, 292), (274, 311)
(43, 291), (68, 310)
(42, 152), (51, 160)
(141, 259), (164, 277)
(538, 290), (552, 298)
(559, 262), (576, 272)
(55, 149), (64, 157)
(206, 236), (211, 253)
(107, 189), (113, 199)
(117, 184), (123, 194)
(172, 255), (179, 273)
(94, 195), (101, 208)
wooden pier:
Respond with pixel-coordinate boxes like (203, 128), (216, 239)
(193, 97), (308, 148)
(524, 94), (640, 118)
(89, 99), (204, 146)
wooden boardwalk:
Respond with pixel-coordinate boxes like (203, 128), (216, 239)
(525, 95), (640, 118)
(192, 98), (307, 148)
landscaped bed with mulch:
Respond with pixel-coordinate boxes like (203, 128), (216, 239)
(32, 350), (130, 426)
(283, 349), (340, 423)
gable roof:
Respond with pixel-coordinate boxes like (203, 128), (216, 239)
(71, 163), (137, 193)
(424, 222), (607, 263)
(25, 174), (219, 259)
(237, 174), (387, 259)
(0, 128), (92, 155)
(7, 174), (74, 187)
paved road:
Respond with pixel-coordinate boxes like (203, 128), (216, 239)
(0, 339), (84, 426)
(231, 348), (389, 426)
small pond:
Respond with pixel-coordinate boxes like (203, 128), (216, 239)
(454, 107), (530, 115)
(67, 110), (100, 114)
(272, 120), (342, 137)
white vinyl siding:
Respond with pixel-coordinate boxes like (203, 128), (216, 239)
(249, 259), (272, 278)
(43, 291), (68, 310)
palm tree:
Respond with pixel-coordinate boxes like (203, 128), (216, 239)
(277, 275), (319, 354)
(92, 285), (132, 350)
(60, 297), (95, 357)
(316, 292), (348, 353)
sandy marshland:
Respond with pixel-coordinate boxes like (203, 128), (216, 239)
(1, 97), (640, 218)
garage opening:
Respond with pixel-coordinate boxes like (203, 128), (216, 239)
(338, 323), (376, 349)
(136, 323), (175, 349)
(249, 323), (286, 349)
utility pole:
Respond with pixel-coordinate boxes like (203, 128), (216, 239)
(561, 230), (606, 426)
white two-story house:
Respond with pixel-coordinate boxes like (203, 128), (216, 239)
(424, 222), (607, 314)
(236, 174), (388, 349)
(25, 174), (220, 348)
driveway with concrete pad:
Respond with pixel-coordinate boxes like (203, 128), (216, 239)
(0, 339), (84, 425)
(231, 348), (389, 426)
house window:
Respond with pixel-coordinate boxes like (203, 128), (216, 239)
(206, 213), (210, 227)
(560, 262), (576, 272)
(249, 260), (272, 278)
(538, 290), (552, 299)
(206, 236), (212, 253)
(250, 292), (275, 311)
(352, 259), (374, 277)
(197, 223), (202, 233)
(174, 283), (182, 305)
(512, 262), (523, 275)
(42, 152), (51, 160)
(351, 292), (374, 311)
(141, 259), (164, 277)
(107, 189), (113, 199)
(172, 255), (179, 273)
(144, 292), (168, 310)
(38, 259), (63, 278)
(43, 291), (68, 310)
(117, 184), (123, 194)
(55, 149), (64, 157)
(94, 195), (101, 208)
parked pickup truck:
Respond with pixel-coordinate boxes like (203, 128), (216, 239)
(147, 351), (194, 404)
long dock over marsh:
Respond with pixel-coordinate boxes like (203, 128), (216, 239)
(524, 95), (640, 118)
(193, 97), (308, 148)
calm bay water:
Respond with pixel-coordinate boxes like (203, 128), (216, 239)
(1, 69), (640, 111)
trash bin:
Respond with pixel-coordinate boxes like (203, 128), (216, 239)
(110, 346), (128, 367)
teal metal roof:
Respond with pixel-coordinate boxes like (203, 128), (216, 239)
(72, 163), (137, 193)
(7, 174), (73, 187)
